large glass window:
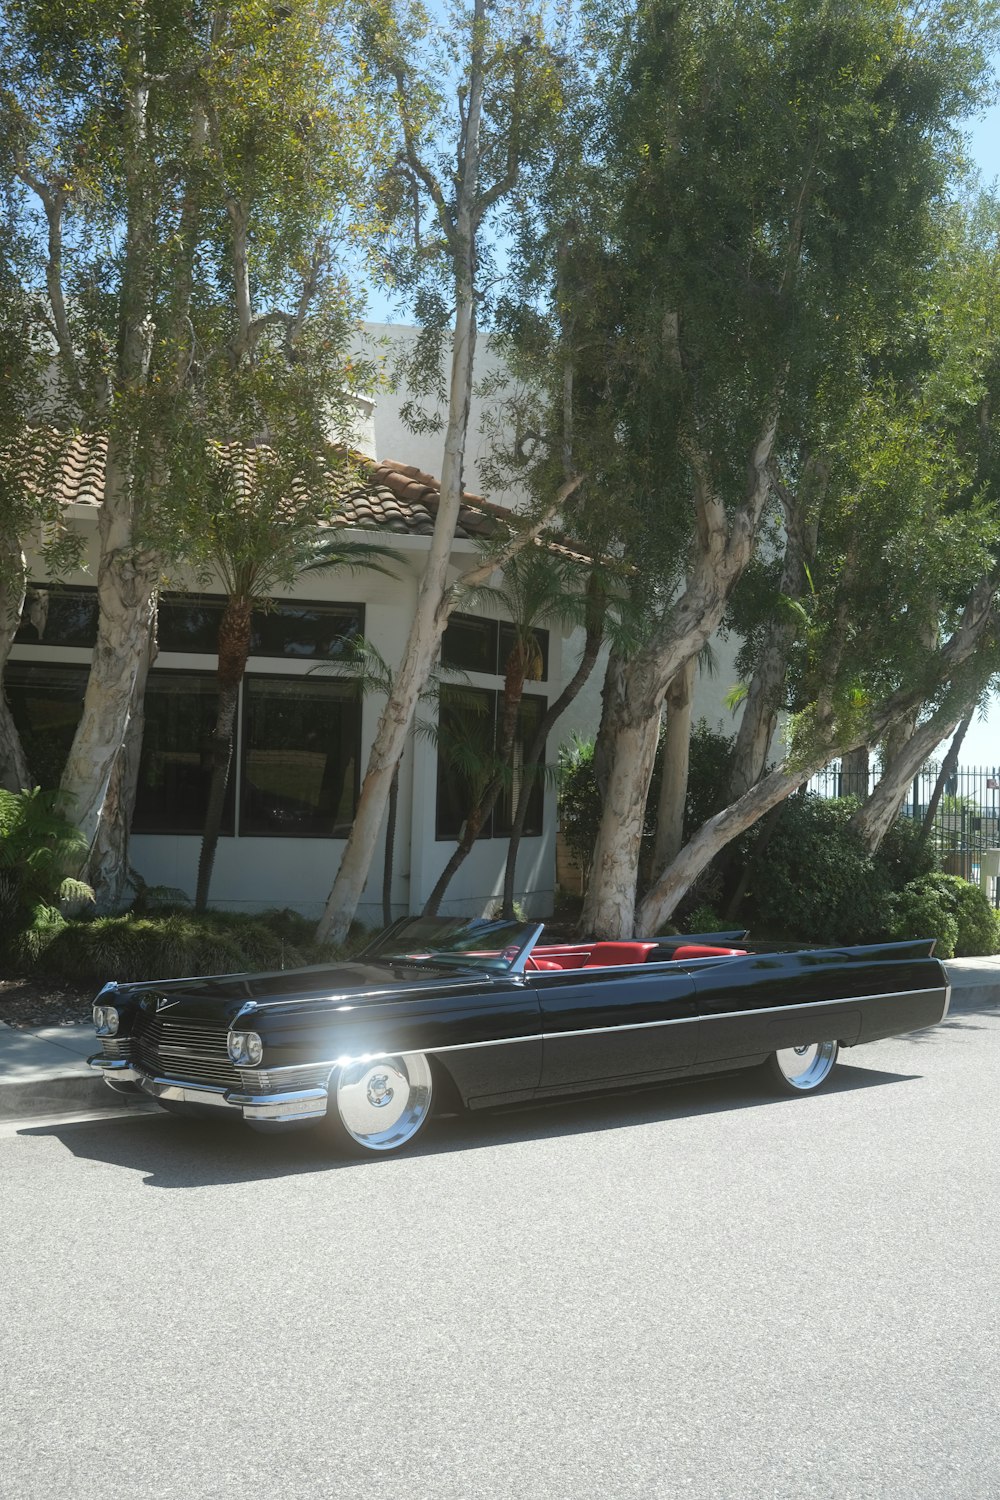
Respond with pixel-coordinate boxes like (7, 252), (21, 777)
(240, 676), (361, 837)
(435, 685), (546, 840)
(15, 587), (99, 648)
(441, 613), (548, 680)
(133, 673), (234, 836)
(3, 663), (88, 787)
(158, 595), (364, 660)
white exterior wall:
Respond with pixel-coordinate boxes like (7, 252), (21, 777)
(16, 506), (556, 925)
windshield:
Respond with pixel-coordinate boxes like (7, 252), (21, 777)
(361, 917), (543, 974)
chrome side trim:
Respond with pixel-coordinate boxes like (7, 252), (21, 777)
(245, 985), (948, 1073)
(941, 981), (952, 1021)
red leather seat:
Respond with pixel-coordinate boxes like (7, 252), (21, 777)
(671, 944), (747, 959)
(582, 941), (659, 967)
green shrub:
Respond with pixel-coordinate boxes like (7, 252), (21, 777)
(742, 795), (892, 945)
(11, 908), (350, 987)
(0, 787), (94, 950)
(890, 873), (1000, 958)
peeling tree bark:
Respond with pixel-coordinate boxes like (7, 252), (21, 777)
(849, 704), (968, 854)
(87, 612), (157, 913)
(581, 408), (779, 939)
(651, 657), (695, 874)
(727, 483), (816, 801)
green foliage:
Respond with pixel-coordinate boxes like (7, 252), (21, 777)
(11, 906), (354, 985)
(0, 788), (93, 942)
(890, 873), (1000, 958)
(742, 796), (892, 945)
(558, 734), (601, 866)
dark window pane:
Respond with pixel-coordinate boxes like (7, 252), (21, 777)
(435, 685), (496, 839)
(158, 597), (226, 654)
(441, 614), (498, 673)
(159, 595), (365, 660)
(498, 623), (549, 682)
(250, 602), (364, 659)
(241, 676), (360, 837)
(15, 587), (99, 648)
(495, 693), (546, 836)
(4, 663), (88, 787)
(133, 673), (235, 836)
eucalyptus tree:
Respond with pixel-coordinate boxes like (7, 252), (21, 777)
(315, 0), (579, 944)
(568, 0), (997, 938)
(0, 0), (387, 906)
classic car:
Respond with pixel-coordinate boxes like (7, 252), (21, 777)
(87, 916), (950, 1156)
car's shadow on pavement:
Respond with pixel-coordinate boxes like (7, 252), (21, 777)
(18, 1059), (921, 1189)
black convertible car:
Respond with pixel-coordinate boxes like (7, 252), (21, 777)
(88, 917), (949, 1156)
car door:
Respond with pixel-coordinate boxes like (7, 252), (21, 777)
(534, 962), (698, 1094)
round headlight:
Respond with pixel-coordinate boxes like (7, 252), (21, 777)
(227, 1030), (263, 1066)
(103, 1006), (120, 1036)
(93, 1005), (105, 1030)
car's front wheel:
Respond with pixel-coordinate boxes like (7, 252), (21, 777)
(765, 1040), (839, 1095)
(324, 1053), (434, 1156)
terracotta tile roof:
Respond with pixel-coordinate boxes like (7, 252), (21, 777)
(43, 432), (590, 561)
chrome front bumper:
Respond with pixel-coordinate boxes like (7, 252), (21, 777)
(87, 1055), (329, 1124)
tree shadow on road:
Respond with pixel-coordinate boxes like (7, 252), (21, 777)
(17, 1058), (921, 1190)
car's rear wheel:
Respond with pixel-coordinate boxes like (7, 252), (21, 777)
(765, 1040), (839, 1095)
(324, 1052), (434, 1156)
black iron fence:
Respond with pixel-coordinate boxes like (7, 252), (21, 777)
(808, 761), (1000, 901)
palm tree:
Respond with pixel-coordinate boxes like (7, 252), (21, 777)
(192, 447), (393, 912)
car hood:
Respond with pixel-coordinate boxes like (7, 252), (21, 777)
(119, 958), (495, 1025)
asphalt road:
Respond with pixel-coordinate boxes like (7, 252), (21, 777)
(2, 1006), (998, 1500)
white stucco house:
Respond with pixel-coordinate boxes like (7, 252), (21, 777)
(7, 325), (739, 923)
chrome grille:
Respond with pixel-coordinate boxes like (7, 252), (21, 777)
(131, 1009), (240, 1089)
(101, 1037), (132, 1060)
(241, 1065), (333, 1095)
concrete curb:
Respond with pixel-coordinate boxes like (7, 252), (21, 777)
(1, 956), (998, 1122)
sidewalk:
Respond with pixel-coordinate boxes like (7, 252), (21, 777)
(1, 957), (998, 1121)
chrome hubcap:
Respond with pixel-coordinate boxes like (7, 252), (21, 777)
(335, 1054), (433, 1150)
(775, 1040), (838, 1091)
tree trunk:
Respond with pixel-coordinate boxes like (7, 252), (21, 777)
(727, 465), (820, 802)
(651, 658), (696, 874)
(582, 412), (778, 939)
(382, 760), (399, 928)
(59, 443), (159, 897)
(636, 763), (815, 935)
(849, 707), (966, 854)
(423, 805), (488, 917)
(840, 745), (870, 799)
(634, 577), (996, 933)
(502, 613), (604, 917)
(921, 708), (974, 841)
(195, 596), (253, 912)
(314, 15), (487, 946)
(88, 612), (157, 913)
(0, 539), (30, 793)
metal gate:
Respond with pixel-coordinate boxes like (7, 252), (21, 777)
(807, 762), (1000, 905)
